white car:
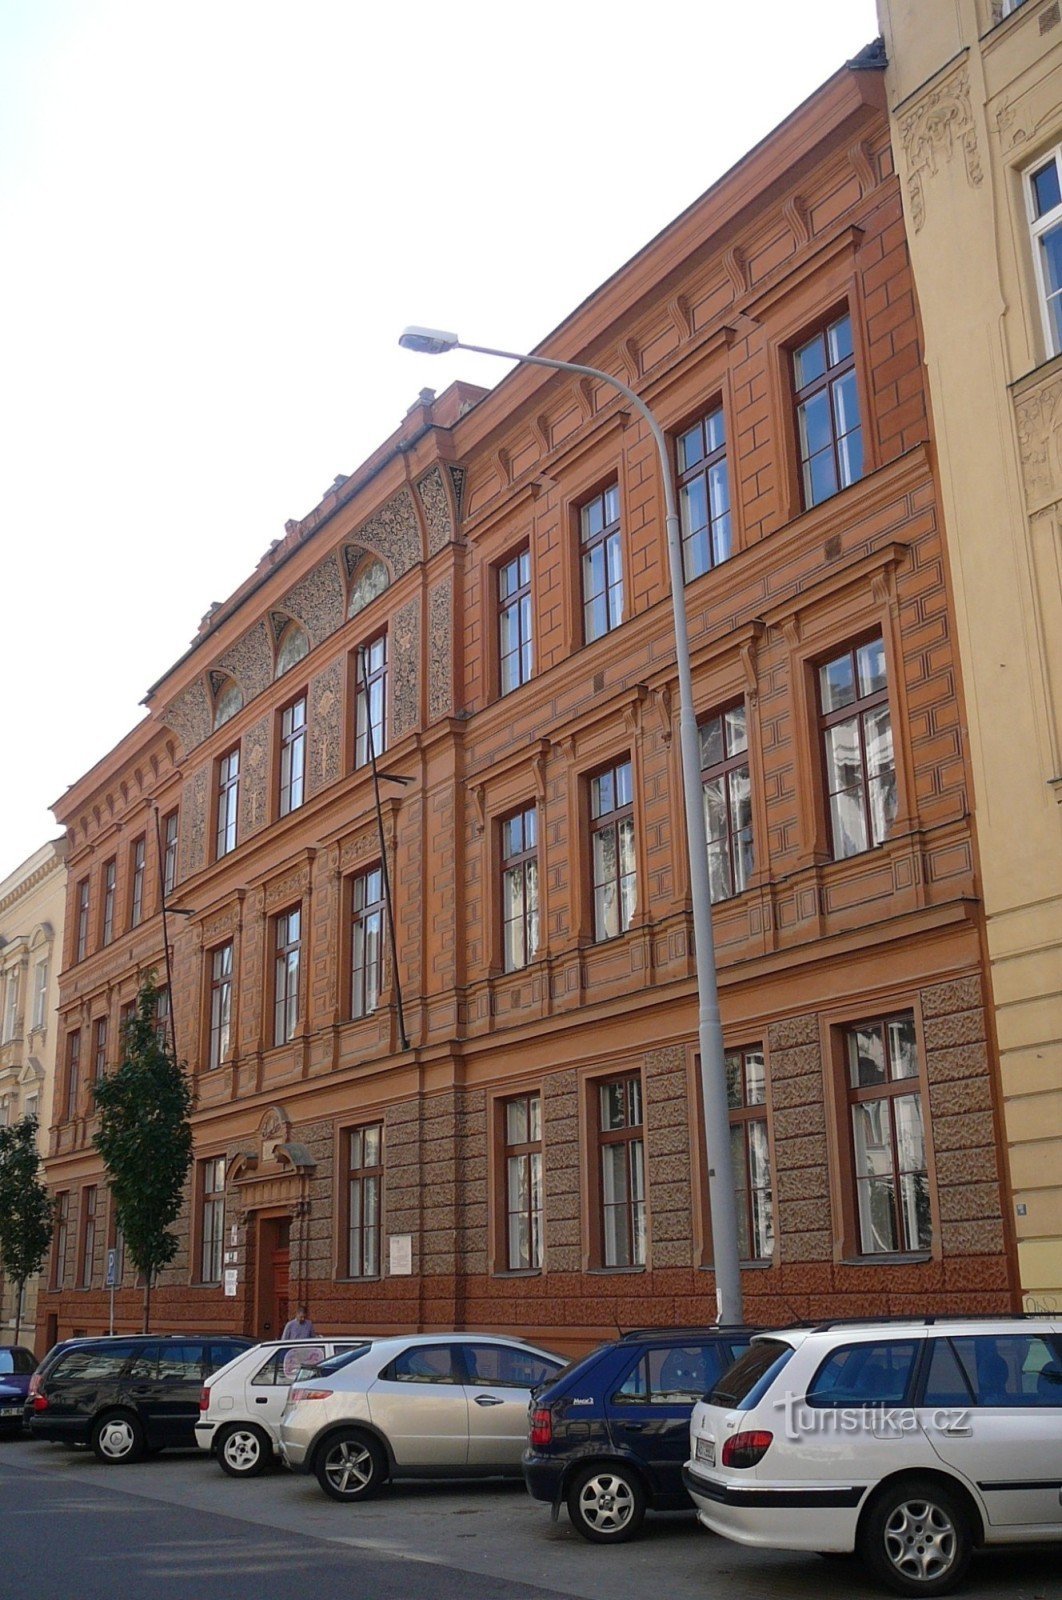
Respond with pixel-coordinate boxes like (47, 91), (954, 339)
(196, 1337), (370, 1476)
(684, 1317), (1062, 1597)
(278, 1332), (564, 1501)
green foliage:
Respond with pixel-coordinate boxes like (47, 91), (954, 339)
(0, 1116), (54, 1327)
(93, 975), (194, 1310)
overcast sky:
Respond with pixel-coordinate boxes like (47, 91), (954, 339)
(0, 0), (880, 882)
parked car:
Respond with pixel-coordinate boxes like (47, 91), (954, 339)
(279, 1332), (564, 1502)
(684, 1316), (1062, 1597)
(27, 1333), (252, 1462)
(0, 1345), (39, 1433)
(523, 1324), (756, 1541)
(196, 1337), (372, 1477)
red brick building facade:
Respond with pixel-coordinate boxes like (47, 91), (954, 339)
(39, 52), (1018, 1355)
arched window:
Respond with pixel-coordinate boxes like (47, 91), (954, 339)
(213, 677), (243, 730)
(275, 623), (309, 679)
(349, 558), (389, 619)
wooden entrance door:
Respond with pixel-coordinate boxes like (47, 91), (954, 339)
(273, 1245), (290, 1336)
(254, 1215), (291, 1339)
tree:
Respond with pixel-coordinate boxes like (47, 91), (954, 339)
(0, 1116), (54, 1344)
(93, 975), (194, 1332)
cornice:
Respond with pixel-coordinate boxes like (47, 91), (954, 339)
(0, 846), (67, 917)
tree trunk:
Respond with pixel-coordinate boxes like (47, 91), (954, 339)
(142, 1271), (152, 1333)
(12, 1280), (23, 1345)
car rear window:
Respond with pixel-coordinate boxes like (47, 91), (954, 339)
(709, 1339), (794, 1409)
(299, 1345), (371, 1380)
(0, 1348), (36, 1375)
(617, 1342), (727, 1404)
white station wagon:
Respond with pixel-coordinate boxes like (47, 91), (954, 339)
(196, 1338), (370, 1476)
(684, 1317), (1062, 1596)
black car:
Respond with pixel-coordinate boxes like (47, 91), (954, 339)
(523, 1325), (755, 1542)
(28, 1334), (251, 1463)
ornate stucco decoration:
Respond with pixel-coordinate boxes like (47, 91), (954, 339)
(355, 486), (422, 578)
(264, 861), (312, 912)
(159, 679), (213, 756)
(216, 619), (273, 703)
(307, 657), (343, 798)
(281, 552), (346, 645)
(1015, 367), (1062, 510)
(180, 764), (211, 878)
(239, 714), (271, 838)
(899, 63), (983, 232)
(428, 578), (453, 723)
(391, 596), (421, 740)
(416, 466), (454, 556)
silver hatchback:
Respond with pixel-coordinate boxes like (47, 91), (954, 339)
(279, 1332), (564, 1501)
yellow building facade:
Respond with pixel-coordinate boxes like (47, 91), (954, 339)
(877, 0), (1062, 1308)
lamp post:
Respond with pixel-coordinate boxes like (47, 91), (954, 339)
(399, 327), (744, 1325)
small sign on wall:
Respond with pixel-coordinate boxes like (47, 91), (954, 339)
(223, 1268), (238, 1297)
(388, 1234), (412, 1276)
(230, 1225), (238, 1247)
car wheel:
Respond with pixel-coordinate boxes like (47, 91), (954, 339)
(858, 1476), (972, 1597)
(567, 1463), (646, 1543)
(92, 1411), (146, 1465)
(217, 1423), (270, 1478)
(315, 1430), (386, 1503)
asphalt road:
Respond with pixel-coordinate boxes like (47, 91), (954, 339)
(1, 1437), (1059, 1600)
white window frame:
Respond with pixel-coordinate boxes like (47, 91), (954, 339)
(1026, 145), (1062, 357)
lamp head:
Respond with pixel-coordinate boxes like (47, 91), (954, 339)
(399, 325), (459, 355)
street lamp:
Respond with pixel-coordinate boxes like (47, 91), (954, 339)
(399, 327), (744, 1325)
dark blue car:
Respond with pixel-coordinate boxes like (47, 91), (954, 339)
(0, 1346), (37, 1434)
(523, 1325), (755, 1542)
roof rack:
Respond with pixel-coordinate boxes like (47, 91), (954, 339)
(806, 1313), (1035, 1332)
(619, 1324), (758, 1340)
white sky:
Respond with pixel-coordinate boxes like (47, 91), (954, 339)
(0, 0), (879, 880)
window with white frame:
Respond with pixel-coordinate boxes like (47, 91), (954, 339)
(209, 943), (233, 1068)
(726, 1047), (774, 1261)
(845, 1013), (931, 1256)
(355, 635), (388, 767)
(501, 806), (539, 972)
(129, 836), (146, 928)
(216, 748), (240, 858)
(278, 696), (307, 817)
(2, 968), (19, 1043)
(700, 704), (754, 902)
(498, 547), (533, 695)
(819, 637), (896, 859)
(76, 878), (90, 962)
(274, 908), (301, 1046)
(504, 1092), (543, 1270)
(1026, 147), (1062, 355)
(162, 810), (179, 897)
(32, 958), (48, 1031)
(346, 1124), (383, 1277)
(677, 405), (732, 581)
(200, 1157), (226, 1282)
(580, 484), (624, 643)
(101, 859), (116, 946)
(350, 867), (384, 1020)
(590, 760), (636, 941)
(598, 1076), (646, 1267)
(792, 312), (863, 508)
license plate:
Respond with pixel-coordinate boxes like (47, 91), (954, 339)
(0, 1407), (20, 1418)
(695, 1436), (715, 1467)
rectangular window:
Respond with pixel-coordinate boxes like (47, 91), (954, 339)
(274, 908), (301, 1046)
(355, 634), (388, 768)
(129, 836), (146, 928)
(32, 958), (48, 1031)
(347, 1124), (383, 1277)
(209, 943), (233, 1068)
(501, 807), (539, 972)
(820, 636), (896, 859)
(700, 704), (753, 902)
(726, 1047), (774, 1261)
(350, 868), (384, 1020)
(2, 969), (18, 1043)
(101, 859), (117, 946)
(65, 1030), (81, 1120)
(504, 1093), (543, 1270)
(590, 759), (636, 941)
(498, 547), (533, 694)
(200, 1156), (226, 1282)
(216, 748), (240, 858)
(1027, 146), (1062, 354)
(793, 311), (863, 508)
(76, 878), (90, 961)
(598, 1076), (646, 1267)
(278, 696), (307, 817)
(154, 986), (171, 1049)
(580, 483), (624, 643)
(678, 405), (732, 581)
(846, 1013), (931, 1256)
(52, 1192), (70, 1289)
(79, 1186), (97, 1289)
(162, 810), (179, 897)
(93, 1016), (108, 1079)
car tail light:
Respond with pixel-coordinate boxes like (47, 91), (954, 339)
(199, 1386), (210, 1412)
(32, 1394), (49, 1412)
(721, 1429), (773, 1468)
(529, 1407), (553, 1448)
(290, 1387), (332, 1403)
